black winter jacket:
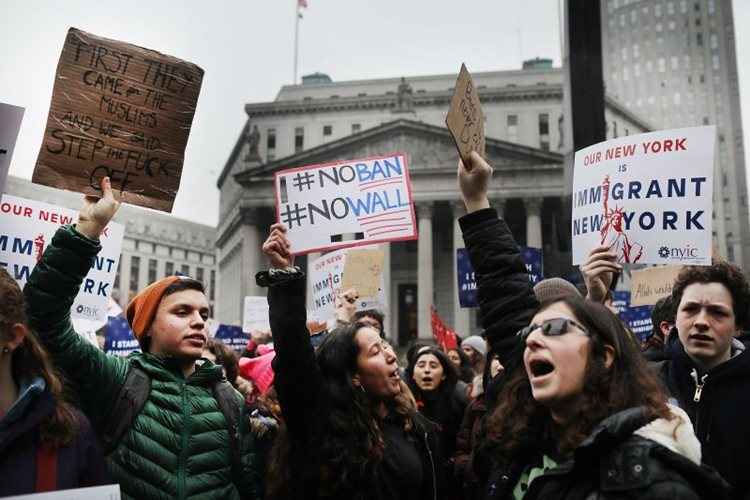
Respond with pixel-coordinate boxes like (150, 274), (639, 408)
(261, 272), (442, 500)
(0, 385), (111, 496)
(482, 407), (729, 500)
(657, 334), (750, 499)
(459, 209), (730, 499)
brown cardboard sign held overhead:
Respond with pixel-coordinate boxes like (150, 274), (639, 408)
(445, 63), (485, 164)
(630, 265), (683, 307)
(33, 28), (204, 212)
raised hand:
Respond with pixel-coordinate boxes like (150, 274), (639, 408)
(334, 288), (359, 323)
(262, 223), (295, 269)
(457, 150), (492, 213)
(580, 245), (622, 303)
(77, 176), (120, 240)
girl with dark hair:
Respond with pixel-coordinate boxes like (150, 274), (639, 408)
(261, 223), (442, 500)
(406, 346), (466, 498)
(456, 151), (729, 499)
(447, 347), (475, 384)
(0, 268), (110, 496)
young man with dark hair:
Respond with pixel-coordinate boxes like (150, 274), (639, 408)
(24, 178), (258, 500)
(352, 309), (386, 339)
(582, 257), (750, 498)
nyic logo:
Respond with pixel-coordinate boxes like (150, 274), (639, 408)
(658, 244), (700, 261)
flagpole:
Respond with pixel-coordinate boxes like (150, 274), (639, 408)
(293, 0), (300, 85)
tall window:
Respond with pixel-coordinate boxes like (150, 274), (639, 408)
(196, 266), (205, 285)
(294, 127), (304, 153)
(210, 270), (216, 301)
(165, 261), (174, 277)
(507, 114), (519, 143)
(696, 33), (703, 46)
(538, 113), (550, 151)
(323, 125), (332, 137)
(181, 264), (190, 276)
(266, 128), (276, 162)
(130, 257), (140, 293)
(114, 260), (121, 290)
(148, 259), (157, 284)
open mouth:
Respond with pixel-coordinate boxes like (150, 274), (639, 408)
(185, 334), (206, 345)
(529, 359), (555, 378)
(389, 368), (400, 381)
(690, 334), (713, 342)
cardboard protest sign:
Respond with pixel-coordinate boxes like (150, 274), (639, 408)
(33, 28), (204, 212)
(572, 126), (715, 265)
(104, 316), (139, 356)
(309, 246), (388, 322)
(0, 194), (124, 322)
(630, 265), (683, 307)
(0, 103), (25, 196)
(341, 248), (384, 297)
(458, 246), (542, 308)
(445, 63), (485, 163)
(214, 324), (248, 352)
(243, 296), (270, 333)
(274, 153), (417, 254)
(613, 291), (654, 342)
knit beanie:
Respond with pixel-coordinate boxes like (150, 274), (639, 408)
(126, 275), (182, 345)
(239, 350), (276, 394)
(461, 335), (487, 356)
(533, 277), (582, 303)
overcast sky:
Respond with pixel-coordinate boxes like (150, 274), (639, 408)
(1, 1), (748, 226)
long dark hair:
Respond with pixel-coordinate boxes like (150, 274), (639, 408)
(406, 346), (459, 401)
(0, 269), (78, 447)
(267, 321), (417, 499)
(486, 297), (670, 459)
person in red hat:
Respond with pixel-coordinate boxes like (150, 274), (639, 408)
(23, 178), (259, 500)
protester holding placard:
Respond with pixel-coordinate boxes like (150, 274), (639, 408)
(260, 223), (443, 500)
(0, 268), (111, 496)
(456, 151), (728, 499)
(22, 178), (259, 500)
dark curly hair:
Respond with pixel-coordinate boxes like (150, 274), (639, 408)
(266, 321), (417, 499)
(486, 297), (670, 459)
(671, 262), (750, 329)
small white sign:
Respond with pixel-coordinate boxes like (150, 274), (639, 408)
(308, 246), (388, 323)
(2, 484), (121, 500)
(0, 102), (25, 196)
(0, 194), (124, 322)
(243, 296), (270, 333)
(274, 153), (417, 254)
(572, 126), (715, 265)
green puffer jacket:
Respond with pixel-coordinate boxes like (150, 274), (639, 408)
(24, 225), (258, 500)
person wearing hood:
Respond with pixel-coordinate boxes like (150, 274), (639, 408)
(23, 178), (259, 500)
(581, 246), (750, 498)
(456, 151), (729, 499)
(0, 268), (110, 496)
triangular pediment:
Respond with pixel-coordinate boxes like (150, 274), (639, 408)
(233, 119), (562, 186)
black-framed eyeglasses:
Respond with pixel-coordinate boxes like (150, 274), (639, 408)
(516, 317), (590, 341)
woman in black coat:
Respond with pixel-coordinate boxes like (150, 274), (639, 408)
(0, 268), (110, 496)
(260, 224), (444, 500)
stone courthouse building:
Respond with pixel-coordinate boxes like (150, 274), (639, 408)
(217, 60), (650, 345)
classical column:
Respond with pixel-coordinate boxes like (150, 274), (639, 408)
(493, 197), (507, 219)
(118, 254), (131, 310)
(452, 202), (471, 337)
(381, 243), (393, 341)
(525, 197), (543, 249)
(417, 202), (434, 340)
(241, 208), (263, 299)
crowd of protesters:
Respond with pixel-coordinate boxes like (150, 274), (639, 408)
(2, 154), (750, 499)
